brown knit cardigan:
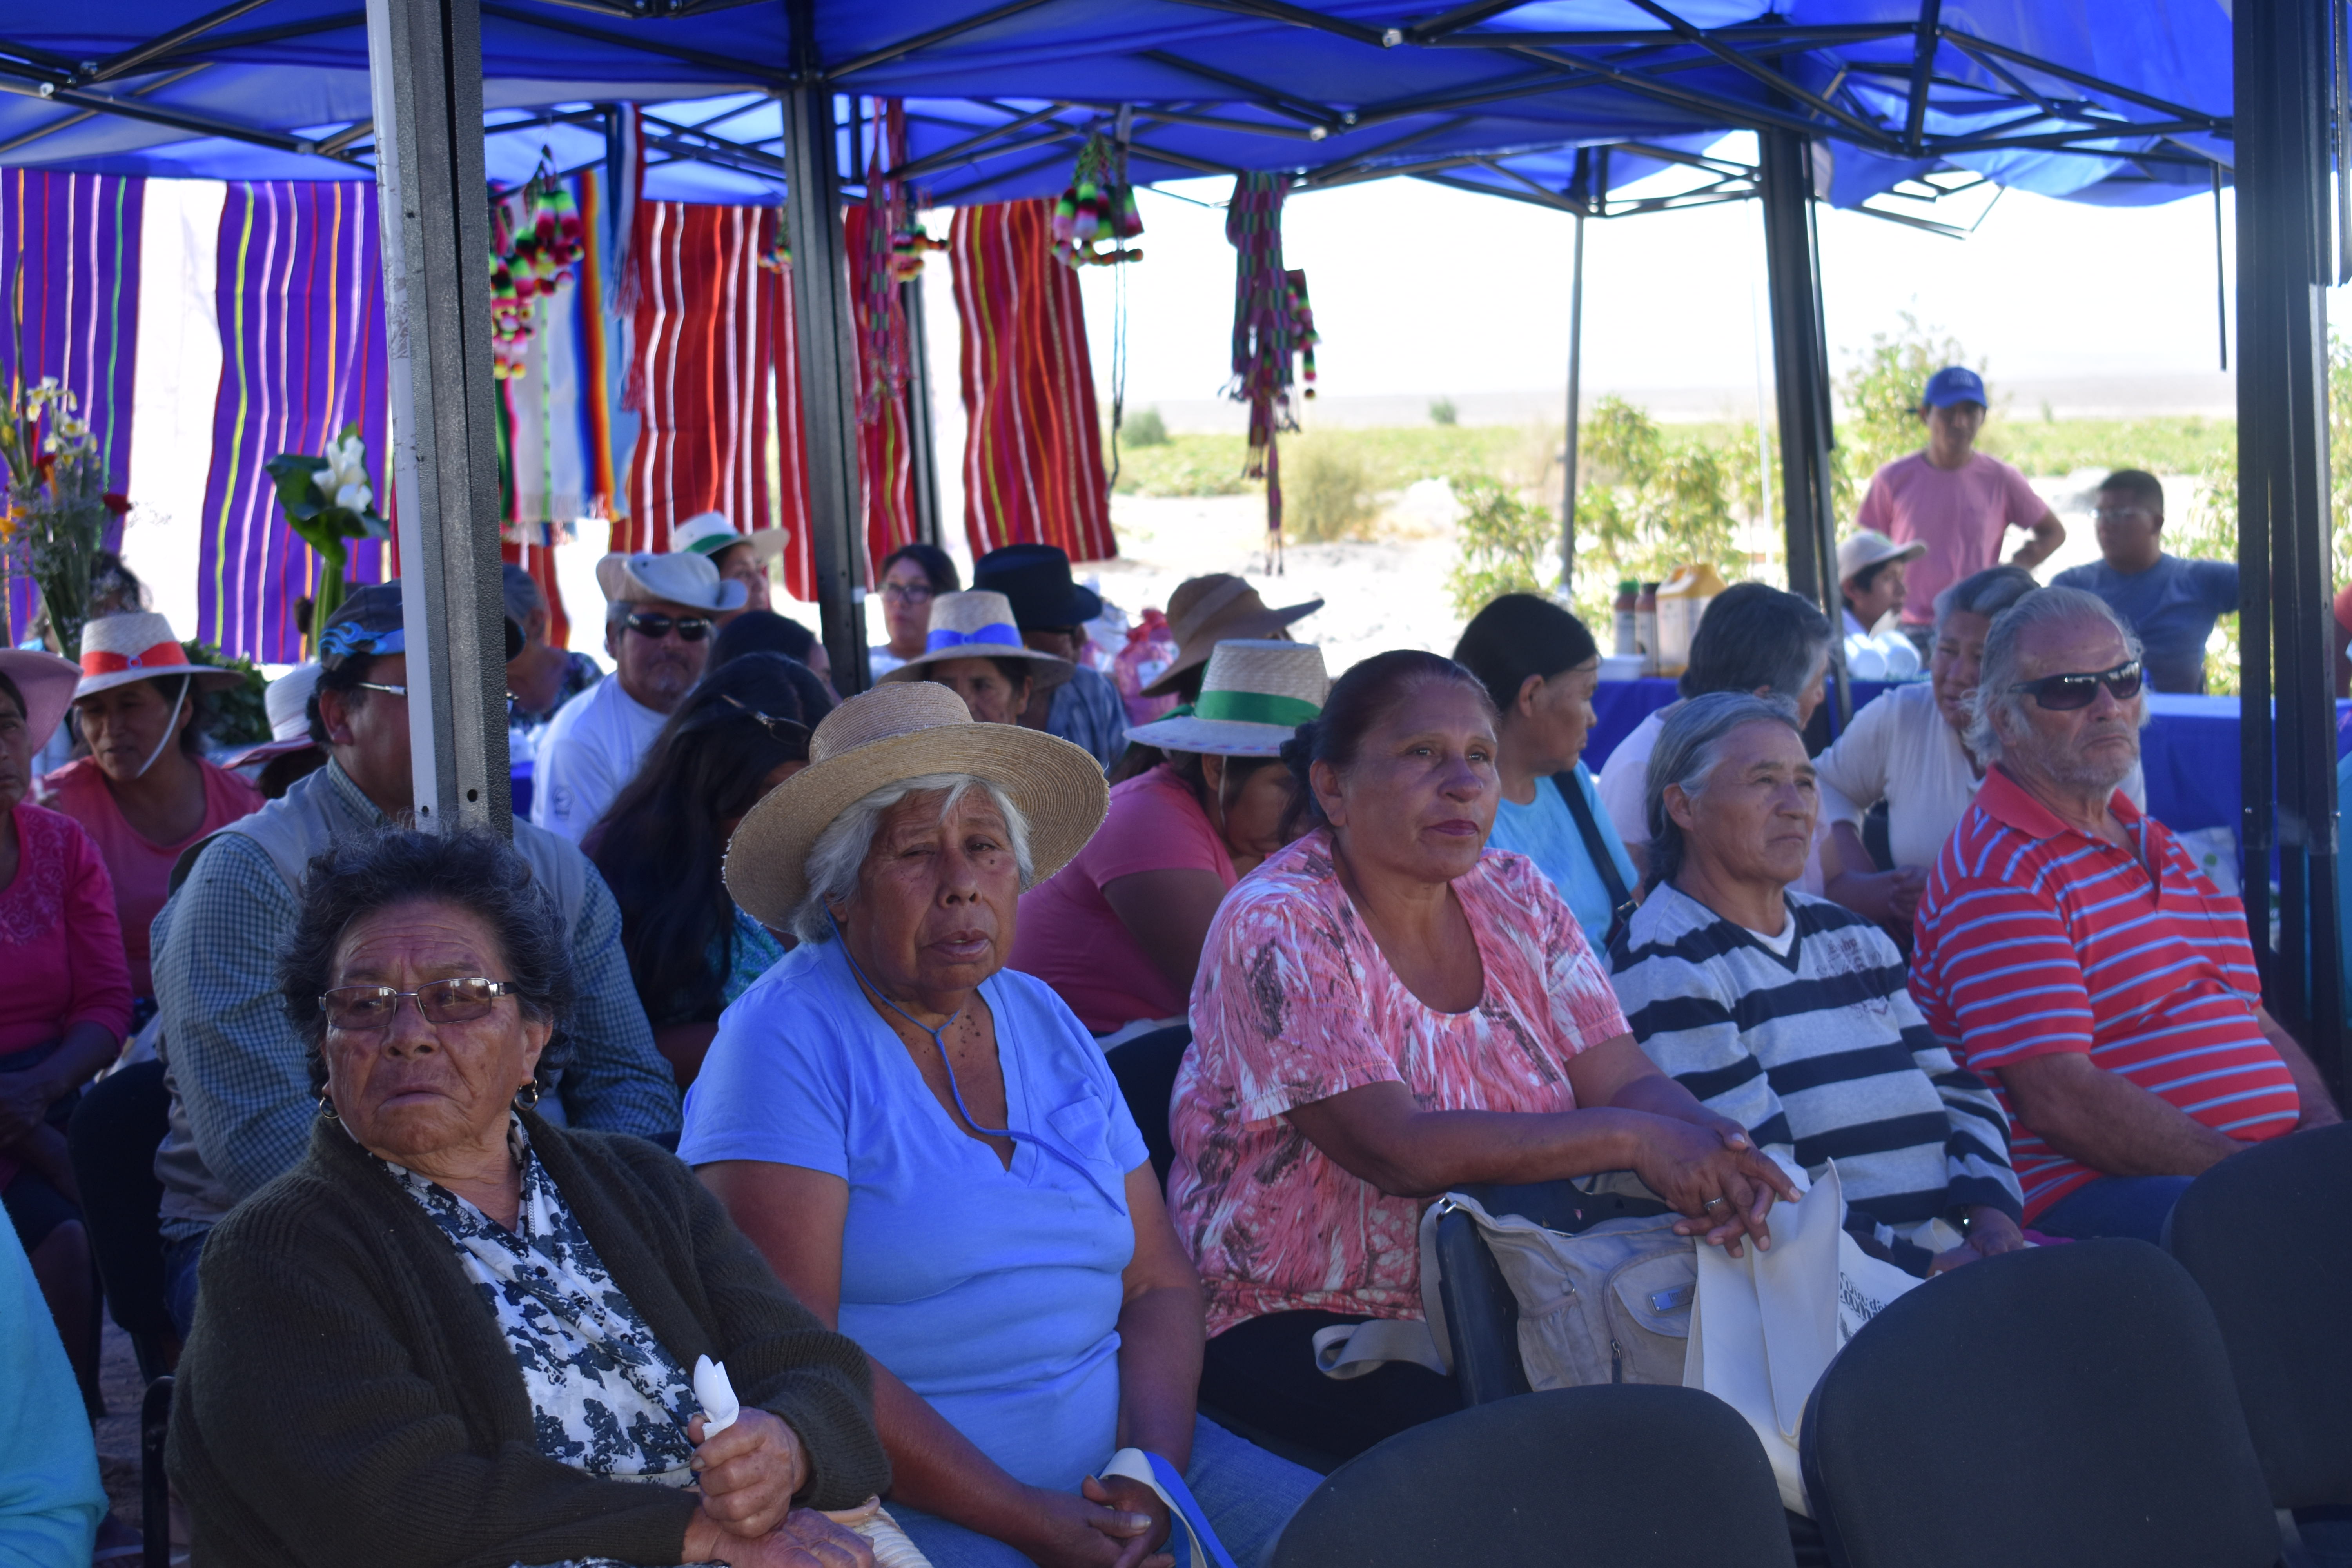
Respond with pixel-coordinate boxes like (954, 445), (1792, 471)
(167, 1109), (889, 1568)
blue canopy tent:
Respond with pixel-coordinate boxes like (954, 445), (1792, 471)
(0, 1), (2339, 1086)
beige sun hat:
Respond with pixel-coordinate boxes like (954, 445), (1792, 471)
(73, 612), (245, 701)
(1142, 574), (1323, 697)
(723, 681), (1110, 929)
(1126, 640), (1328, 757)
(594, 550), (748, 613)
(876, 590), (1073, 690)
(671, 509), (788, 566)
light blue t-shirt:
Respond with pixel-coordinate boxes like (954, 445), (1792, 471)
(678, 939), (1148, 1492)
(1486, 763), (1640, 946)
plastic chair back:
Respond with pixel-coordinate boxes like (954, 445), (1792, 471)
(1270, 1384), (1797, 1568)
(2169, 1122), (2352, 1509)
(1801, 1239), (2277, 1568)
(1103, 1025), (1189, 1189)
(66, 1061), (176, 1379)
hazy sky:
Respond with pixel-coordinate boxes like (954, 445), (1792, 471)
(1063, 137), (2249, 412)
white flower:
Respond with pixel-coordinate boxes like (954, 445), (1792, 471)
(334, 480), (373, 512)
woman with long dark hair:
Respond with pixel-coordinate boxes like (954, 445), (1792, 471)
(587, 653), (830, 1087)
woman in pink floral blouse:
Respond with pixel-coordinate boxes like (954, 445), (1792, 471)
(1167, 650), (1797, 1459)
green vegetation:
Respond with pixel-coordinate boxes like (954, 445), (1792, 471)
(1553, 397), (1751, 627)
(1123, 406), (1169, 447)
(1430, 396), (1460, 426)
(1112, 425), (1532, 499)
(1448, 477), (1559, 614)
(1287, 436), (1382, 543)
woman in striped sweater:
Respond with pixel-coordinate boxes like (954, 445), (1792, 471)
(1608, 692), (2026, 1276)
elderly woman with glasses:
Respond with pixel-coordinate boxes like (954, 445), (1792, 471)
(681, 683), (1320, 1568)
(588, 653), (832, 1090)
(1608, 692), (2026, 1279)
(168, 828), (889, 1568)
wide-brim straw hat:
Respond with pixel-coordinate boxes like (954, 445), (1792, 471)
(724, 681), (1110, 929)
(1143, 574), (1323, 697)
(877, 590), (1073, 691)
(671, 509), (788, 566)
(0, 649), (79, 752)
(74, 612), (245, 700)
(1126, 640), (1328, 757)
(595, 550), (748, 613)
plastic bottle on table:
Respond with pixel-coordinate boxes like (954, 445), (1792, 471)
(1613, 581), (1639, 657)
(1634, 582), (1660, 675)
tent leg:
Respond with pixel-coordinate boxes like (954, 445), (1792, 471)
(783, 17), (871, 696)
(905, 275), (944, 550)
(1758, 125), (1847, 726)
(2236, 0), (2343, 1096)
(365, 0), (510, 834)
(1560, 211), (1583, 596)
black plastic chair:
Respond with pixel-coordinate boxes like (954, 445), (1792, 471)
(1430, 1178), (1669, 1407)
(66, 1060), (177, 1383)
(1103, 1025), (1189, 1190)
(1801, 1239), (2278, 1568)
(1269, 1384), (1798, 1568)
(2169, 1123), (2352, 1519)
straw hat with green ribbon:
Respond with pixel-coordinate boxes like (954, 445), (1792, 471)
(1124, 639), (1328, 757)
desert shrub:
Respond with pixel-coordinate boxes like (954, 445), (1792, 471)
(1447, 476), (1559, 616)
(1287, 436), (1381, 543)
(1429, 396), (1459, 427)
(1125, 407), (1169, 447)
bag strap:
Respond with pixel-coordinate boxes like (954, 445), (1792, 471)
(1101, 1449), (1243, 1568)
(1554, 769), (1637, 948)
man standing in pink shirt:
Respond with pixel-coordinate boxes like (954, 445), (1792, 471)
(1855, 367), (2065, 646)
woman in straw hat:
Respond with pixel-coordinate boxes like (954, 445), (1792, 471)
(878, 590), (1071, 728)
(681, 684), (1319, 1568)
(1010, 641), (1323, 1042)
(1139, 575), (1321, 705)
(0, 647), (134, 1418)
(1169, 651), (1798, 1461)
(40, 611), (261, 1003)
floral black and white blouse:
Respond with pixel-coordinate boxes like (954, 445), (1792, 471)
(378, 1118), (702, 1486)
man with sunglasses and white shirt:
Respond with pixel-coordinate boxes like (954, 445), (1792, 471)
(149, 584), (676, 1335)
(1909, 588), (2338, 1246)
(531, 551), (745, 844)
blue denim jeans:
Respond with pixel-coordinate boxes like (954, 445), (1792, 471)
(163, 1230), (207, 1339)
(886, 1416), (1321, 1568)
(2032, 1175), (2196, 1246)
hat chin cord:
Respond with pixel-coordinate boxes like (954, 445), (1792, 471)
(131, 681), (189, 780)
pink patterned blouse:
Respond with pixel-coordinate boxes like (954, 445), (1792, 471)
(1168, 829), (1630, 1335)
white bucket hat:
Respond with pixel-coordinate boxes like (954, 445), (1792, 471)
(224, 663), (326, 768)
(1126, 640), (1328, 757)
(877, 590), (1073, 691)
(723, 681), (1109, 929)
(73, 612), (246, 701)
(671, 509), (787, 566)
(595, 550), (748, 613)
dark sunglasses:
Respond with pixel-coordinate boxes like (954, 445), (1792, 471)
(626, 612), (713, 642)
(2007, 659), (2143, 711)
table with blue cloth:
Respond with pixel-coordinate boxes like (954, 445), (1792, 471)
(1584, 677), (2352, 842)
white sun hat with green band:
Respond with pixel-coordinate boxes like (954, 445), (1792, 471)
(671, 509), (787, 564)
(1125, 639), (1328, 757)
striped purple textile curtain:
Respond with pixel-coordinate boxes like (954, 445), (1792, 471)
(198, 180), (393, 662)
(0, 170), (143, 644)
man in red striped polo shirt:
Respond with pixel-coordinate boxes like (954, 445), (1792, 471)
(1911, 587), (2338, 1243)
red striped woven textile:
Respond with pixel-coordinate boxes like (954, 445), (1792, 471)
(949, 201), (1115, 564)
(847, 201), (920, 576)
(622, 200), (812, 601)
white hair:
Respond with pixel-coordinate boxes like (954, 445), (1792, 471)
(790, 773), (1035, 944)
(1966, 586), (2147, 764)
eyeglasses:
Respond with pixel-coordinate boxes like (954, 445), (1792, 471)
(626, 612), (713, 642)
(2007, 659), (2144, 711)
(354, 681), (408, 698)
(720, 694), (810, 744)
(319, 978), (520, 1032)
(879, 582), (936, 605)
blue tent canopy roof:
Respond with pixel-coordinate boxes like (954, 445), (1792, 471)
(0, 2), (2233, 216)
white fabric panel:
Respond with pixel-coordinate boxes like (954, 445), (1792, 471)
(122, 178), (226, 646)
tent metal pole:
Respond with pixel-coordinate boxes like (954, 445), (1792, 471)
(1559, 209), (1583, 595)
(2235, 0), (2342, 1096)
(904, 276), (944, 550)
(1757, 123), (1846, 726)
(783, 4), (872, 695)
(364, 0), (510, 835)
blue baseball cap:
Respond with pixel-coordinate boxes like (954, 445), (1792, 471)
(1922, 366), (1986, 408)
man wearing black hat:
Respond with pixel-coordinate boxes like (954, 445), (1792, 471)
(147, 582), (678, 1336)
(973, 544), (1130, 770)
